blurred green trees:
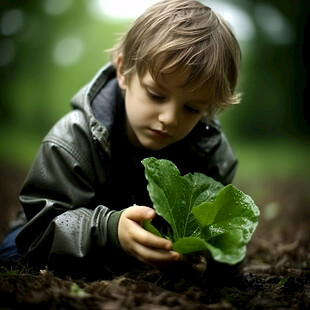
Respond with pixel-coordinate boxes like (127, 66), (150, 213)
(220, 0), (309, 142)
(0, 0), (309, 180)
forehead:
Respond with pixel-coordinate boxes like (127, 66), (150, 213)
(140, 69), (211, 101)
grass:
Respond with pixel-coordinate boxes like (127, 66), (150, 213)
(233, 138), (310, 183)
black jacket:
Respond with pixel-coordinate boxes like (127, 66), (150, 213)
(16, 64), (238, 272)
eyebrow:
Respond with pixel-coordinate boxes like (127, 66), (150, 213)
(140, 77), (165, 92)
(140, 75), (209, 105)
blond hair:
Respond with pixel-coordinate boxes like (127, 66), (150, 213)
(110, 0), (242, 117)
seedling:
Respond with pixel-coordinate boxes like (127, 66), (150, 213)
(142, 157), (260, 265)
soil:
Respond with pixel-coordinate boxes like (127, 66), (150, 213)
(0, 164), (309, 309)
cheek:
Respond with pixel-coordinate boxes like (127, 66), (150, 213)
(125, 94), (151, 126)
(127, 90), (155, 117)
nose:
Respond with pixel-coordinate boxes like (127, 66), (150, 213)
(157, 103), (178, 127)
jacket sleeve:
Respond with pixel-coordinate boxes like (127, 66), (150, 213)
(16, 111), (122, 265)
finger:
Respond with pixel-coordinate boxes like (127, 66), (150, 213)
(130, 221), (173, 251)
(133, 242), (181, 265)
(124, 205), (156, 222)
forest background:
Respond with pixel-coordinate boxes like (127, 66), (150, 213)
(0, 0), (309, 234)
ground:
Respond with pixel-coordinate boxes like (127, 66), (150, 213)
(0, 163), (309, 309)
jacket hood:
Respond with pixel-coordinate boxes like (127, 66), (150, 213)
(70, 63), (121, 156)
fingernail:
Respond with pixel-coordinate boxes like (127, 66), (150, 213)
(147, 209), (155, 218)
(174, 253), (181, 261)
(165, 242), (172, 250)
(166, 240), (173, 249)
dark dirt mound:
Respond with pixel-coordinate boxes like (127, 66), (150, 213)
(1, 236), (309, 310)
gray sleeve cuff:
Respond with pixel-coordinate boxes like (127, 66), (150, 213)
(107, 210), (124, 249)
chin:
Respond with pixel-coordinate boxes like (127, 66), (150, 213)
(142, 144), (165, 151)
(140, 141), (169, 151)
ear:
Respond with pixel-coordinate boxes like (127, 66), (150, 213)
(116, 54), (127, 90)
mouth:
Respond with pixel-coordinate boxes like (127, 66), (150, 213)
(148, 128), (171, 138)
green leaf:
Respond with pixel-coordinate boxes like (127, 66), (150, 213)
(173, 237), (210, 254)
(192, 185), (259, 243)
(183, 172), (223, 207)
(173, 231), (247, 264)
(70, 283), (88, 297)
(142, 157), (192, 240)
(142, 219), (162, 237)
(142, 157), (260, 265)
(142, 158), (223, 241)
(202, 230), (246, 264)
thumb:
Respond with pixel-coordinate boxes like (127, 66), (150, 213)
(124, 205), (156, 222)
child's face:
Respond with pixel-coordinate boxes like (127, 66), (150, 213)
(118, 66), (210, 151)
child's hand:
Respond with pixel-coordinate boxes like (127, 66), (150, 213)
(118, 205), (181, 266)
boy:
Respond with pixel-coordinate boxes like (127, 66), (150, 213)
(1, 0), (241, 275)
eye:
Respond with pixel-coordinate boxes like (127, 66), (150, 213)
(146, 89), (166, 102)
(185, 105), (200, 114)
